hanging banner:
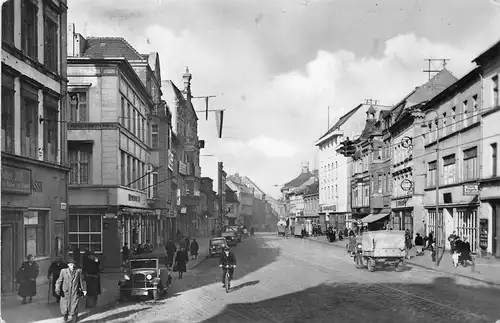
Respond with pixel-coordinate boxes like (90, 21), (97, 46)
(215, 110), (224, 138)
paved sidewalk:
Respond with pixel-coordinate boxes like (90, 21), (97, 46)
(0, 272), (123, 323)
(304, 235), (500, 285)
(152, 235), (213, 270)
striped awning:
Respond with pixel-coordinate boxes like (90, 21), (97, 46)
(361, 213), (389, 224)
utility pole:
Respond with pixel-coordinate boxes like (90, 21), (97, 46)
(218, 162), (227, 230)
(423, 59), (450, 81)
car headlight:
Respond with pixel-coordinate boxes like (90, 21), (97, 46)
(124, 274), (130, 280)
(146, 274), (152, 280)
(357, 244), (362, 249)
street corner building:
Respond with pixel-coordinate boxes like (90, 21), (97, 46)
(1, 0), (69, 293)
(65, 27), (169, 268)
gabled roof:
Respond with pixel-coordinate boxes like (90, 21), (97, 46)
(164, 80), (199, 121)
(281, 170), (314, 192)
(225, 185), (239, 203)
(227, 179), (254, 195)
(83, 37), (145, 61)
(315, 104), (363, 146)
(472, 38), (500, 66)
(304, 181), (319, 197)
(241, 176), (265, 196)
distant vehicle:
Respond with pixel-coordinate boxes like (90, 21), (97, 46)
(277, 220), (286, 236)
(118, 253), (172, 301)
(230, 226), (243, 242)
(352, 230), (406, 272)
(221, 227), (238, 246)
(209, 237), (229, 257)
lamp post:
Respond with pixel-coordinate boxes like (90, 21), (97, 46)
(421, 108), (440, 267)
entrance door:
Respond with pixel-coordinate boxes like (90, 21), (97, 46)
(54, 221), (65, 259)
(1, 225), (14, 293)
(494, 202), (500, 257)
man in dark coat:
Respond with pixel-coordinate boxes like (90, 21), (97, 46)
(82, 253), (101, 308)
(16, 254), (39, 304)
(165, 239), (177, 268)
(55, 258), (86, 323)
(219, 246), (237, 288)
(122, 243), (129, 266)
(174, 247), (189, 279)
(48, 256), (67, 303)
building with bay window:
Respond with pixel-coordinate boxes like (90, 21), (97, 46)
(1, 0), (68, 293)
(66, 27), (163, 268)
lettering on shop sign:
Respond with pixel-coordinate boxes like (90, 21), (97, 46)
(1, 165), (32, 194)
(396, 200), (407, 207)
(128, 194), (140, 203)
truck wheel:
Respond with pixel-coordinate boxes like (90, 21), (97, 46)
(367, 258), (376, 272)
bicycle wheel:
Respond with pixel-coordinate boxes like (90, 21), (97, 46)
(225, 271), (230, 293)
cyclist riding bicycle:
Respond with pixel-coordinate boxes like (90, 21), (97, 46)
(219, 246), (236, 288)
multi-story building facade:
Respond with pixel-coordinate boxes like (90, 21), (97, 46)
(315, 104), (367, 230)
(163, 70), (203, 238)
(388, 70), (457, 235)
(199, 177), (216, 235)
(66, 30), (161, 268)
(421, 67), (484, 252)
(227, 174), (254, 228)
(1, 0), (68, 293)
(281, 163), (315, 226)
(303, 182), (320, 230)
(475, 40), (500, 256)
(224, 184), (241, 226)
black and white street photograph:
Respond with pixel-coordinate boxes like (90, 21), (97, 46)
(1, 0), (500, 322)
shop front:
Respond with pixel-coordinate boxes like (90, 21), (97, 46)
(478, 179), (500, 257)
(1, 158), (69, 293)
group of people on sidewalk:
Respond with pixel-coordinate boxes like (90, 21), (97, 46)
(16, 247), (102, 323)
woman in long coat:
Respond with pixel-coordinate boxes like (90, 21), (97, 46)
(174, 247), (189, 279)
(16, 254), (39, 304)
(55, 258), (86, 323)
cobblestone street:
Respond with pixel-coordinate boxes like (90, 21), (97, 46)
(73, 234), (500, 323)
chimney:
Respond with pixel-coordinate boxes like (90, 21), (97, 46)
(182, 66), (192, 100)
(67, 23), (86, 57)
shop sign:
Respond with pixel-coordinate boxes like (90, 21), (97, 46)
(180, 206), (187, 214)
(128, 194), (141, 203)
(463, 183), (479, 196)
(168, 150), (174, 171)
(320, 205), (336, 213)
(396, 200), (407, 207)
(1, 165), (31, 194)
(178, 161), (187, 175)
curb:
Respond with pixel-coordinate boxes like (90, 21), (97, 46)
(304, 236), (500, 286)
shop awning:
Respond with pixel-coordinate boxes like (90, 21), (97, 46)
(361, 213), (389, 224)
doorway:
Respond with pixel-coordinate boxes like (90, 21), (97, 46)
(54, 221), (65, 259)
(493, 202), (500, 257)
(1, 225), (14, 293)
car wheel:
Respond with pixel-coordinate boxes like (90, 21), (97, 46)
(153, 288), (160, 300)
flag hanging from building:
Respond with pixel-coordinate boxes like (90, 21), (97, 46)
(215, 110), (224, 138)
(205, 97), (209, 120)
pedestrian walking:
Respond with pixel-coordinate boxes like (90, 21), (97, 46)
(48, 256), (68, 304)
(71, 245), (81, 268)
(82, 253), (101, 308)
(55, 257), (86, 323)
(165, 239), (177, 268)
(122, 243), (129, 267)
(185, 236), (191, 251)
(414, 233), (424, 256)
(173, 247), (189, 279)
(16, 254), (39, 304)
(190, 238), (199, 260)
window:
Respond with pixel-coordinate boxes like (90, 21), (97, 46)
(151, 172), (158, 198)
(427, 209), (443, 240)
(2, 76), (15, 153)
(451, 106), (456, 132)
(68, 143), (92, 184)
(24, 210), (48, 257)
(151, 124), (159, 148)
(127, 103), (131, 130)
(335, 184), (338, 198)
(492, 143), (498, 177)
(132, 159), (137, 189)
(142, 119), (146, 143)
(441, 112), (447, 137)
(442, 154), (456, 185)
(43, 97), (59, 163)
(121, 151), (126, 185)
(427, 161), (437, 187)
(493, 76), (499, 108)
(21, 84), (39, 158)
(2, 0), (15, 44)
(463, 100), (469, 127)
(377, 174), (382, 194)
(69, 92), (88, 122)
(22, 0), (38, 60)
(127, 155), (132, 187)
(463, 147), (478, 181)
(132, 109), (136, 135)
(472, 95), (478, 123)
(457, 209), (477, 252)
(69, 214), (103, 253)
(44, 7), (58, 72)
(121, 97), (126, 126)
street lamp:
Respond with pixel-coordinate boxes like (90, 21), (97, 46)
(421, 108), (440, 267)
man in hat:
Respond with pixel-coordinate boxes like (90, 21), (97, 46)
(55, 257), (86, 322)
(47, 256), (67, 303)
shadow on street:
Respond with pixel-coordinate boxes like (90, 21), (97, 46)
(229, 280), (260, 293)
(194, 276), (500, 323)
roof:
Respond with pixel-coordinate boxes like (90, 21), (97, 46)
(164, 80), (199, 121)
(227, 179), (254, 194)
(225, 185), (239, 203)
(315, 104), (363, 145)
(392, 69), (457, 123)
(281, 170), (314, 191)
(304, 181), (319, 197)
(82, 37), (145, 61)
(472, 38), (500, 65)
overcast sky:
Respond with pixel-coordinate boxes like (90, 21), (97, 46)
(68, 0), (500, 198)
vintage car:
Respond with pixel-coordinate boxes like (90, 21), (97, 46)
(352, 230), (406, 272)
(221, 227), (238, 246)
(118, 253), (172, 301)
(230, 226), (243, 242)
(209, 237), (229, 257)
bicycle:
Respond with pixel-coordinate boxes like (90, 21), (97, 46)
(220, 264), (235, 293)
